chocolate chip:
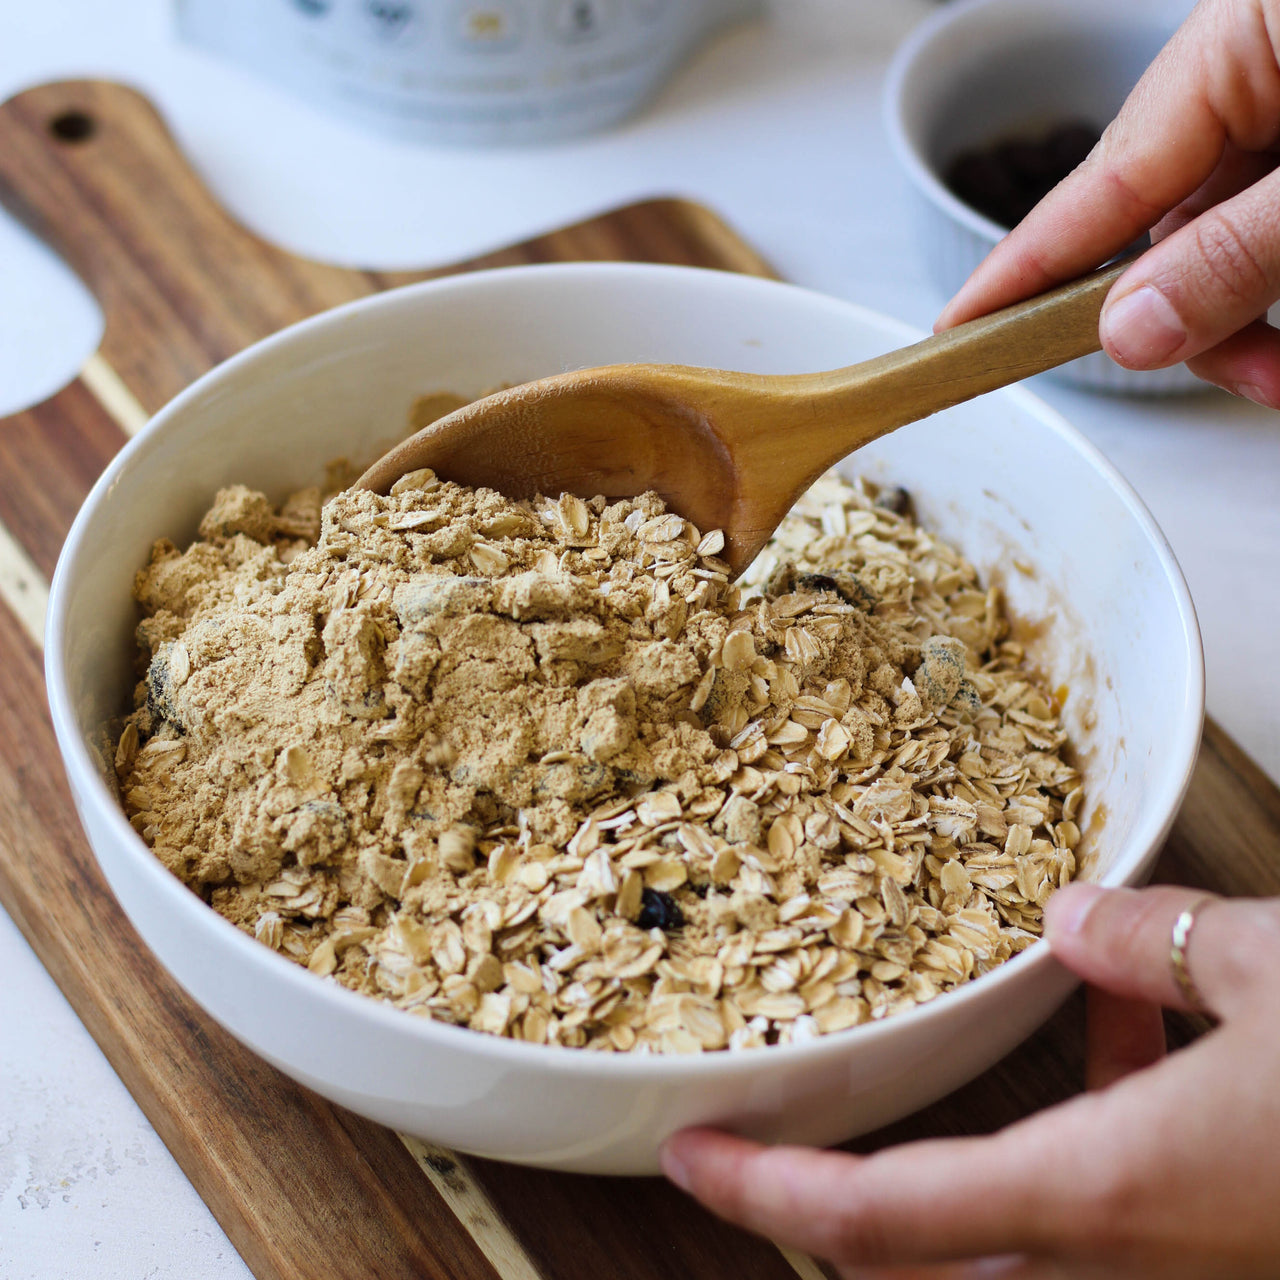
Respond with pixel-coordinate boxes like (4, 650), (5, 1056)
(1001, 139), (1057, 190)
(944, 120), (1101, 230)
(946, 152), (1026, 228)
(145, 647), (184, 734)
(830, 570), (877, 611)
(875, 486), (912, 517)
(637, 888), (684, 931)
(1047, 122), (1098, 173)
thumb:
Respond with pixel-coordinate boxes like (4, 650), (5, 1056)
(1097, 166), (1280, 399)
(1044, 884), (1280, 1021)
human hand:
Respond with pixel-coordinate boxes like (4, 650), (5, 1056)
(935, 0), (1280, 406)
(660, 884), (1280, 1278)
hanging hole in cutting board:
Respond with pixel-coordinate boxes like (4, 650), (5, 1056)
(49, 111), (95, 143)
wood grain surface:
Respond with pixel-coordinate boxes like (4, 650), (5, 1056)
(0, 78), (1275, 1280)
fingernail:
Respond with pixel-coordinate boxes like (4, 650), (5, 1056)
(971, 1258), (1032, 1277)
(1234, 382), (1276, 408)
(660, 1141), (692, 1192)
(1101, 286), (1187, 367)
(1045, 882), (1105, 939)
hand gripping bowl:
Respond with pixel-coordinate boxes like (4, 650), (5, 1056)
(47, 264), (1203, 1174)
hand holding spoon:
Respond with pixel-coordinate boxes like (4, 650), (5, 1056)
(356, 258), (1132, 577)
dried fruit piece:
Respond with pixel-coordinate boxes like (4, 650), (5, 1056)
(637, 888), (684, 932)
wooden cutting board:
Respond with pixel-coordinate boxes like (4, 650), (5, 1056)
(1, 79), (1276, 1280)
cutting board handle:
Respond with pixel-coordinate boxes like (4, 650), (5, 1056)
(0, 80), (376, 412)
(0, 80), (775, 419)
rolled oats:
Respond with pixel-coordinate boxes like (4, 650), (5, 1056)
(115, 465), (1081, 1053)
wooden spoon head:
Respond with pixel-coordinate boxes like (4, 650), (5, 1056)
(355, 365), (805, 577)
(356, 255), (1139, 578)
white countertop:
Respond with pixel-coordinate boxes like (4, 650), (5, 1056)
(2, 1), (1272, 1275)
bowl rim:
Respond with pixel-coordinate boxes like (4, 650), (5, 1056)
(45, 260), (1206, 1081)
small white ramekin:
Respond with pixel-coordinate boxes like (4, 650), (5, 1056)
(885, 0), (1203, 395)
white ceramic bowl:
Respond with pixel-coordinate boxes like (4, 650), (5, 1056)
(47, 264), (1203, 1174)
(885, 0), (1203, 395)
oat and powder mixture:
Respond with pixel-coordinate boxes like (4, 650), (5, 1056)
(113, 466), (1081, 1053)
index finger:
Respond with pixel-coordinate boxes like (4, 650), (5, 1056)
(935, 0), (1278, 328)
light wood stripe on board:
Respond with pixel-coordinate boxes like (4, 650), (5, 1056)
(398, 1137), (545, 1280)
(398, 1136), (830, 1280)
(81, 352), (150, 436)
(778, 1244), (832, 1280)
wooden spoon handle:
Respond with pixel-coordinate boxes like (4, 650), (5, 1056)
(803, 253), (1138, 445)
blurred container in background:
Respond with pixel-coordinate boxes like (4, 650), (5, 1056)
(177, 0), (761, 146)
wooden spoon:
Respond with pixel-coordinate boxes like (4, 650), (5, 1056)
(356, 257), (1131, 577)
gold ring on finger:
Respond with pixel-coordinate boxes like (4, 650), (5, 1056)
(1170, 896), (1216, 1015)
